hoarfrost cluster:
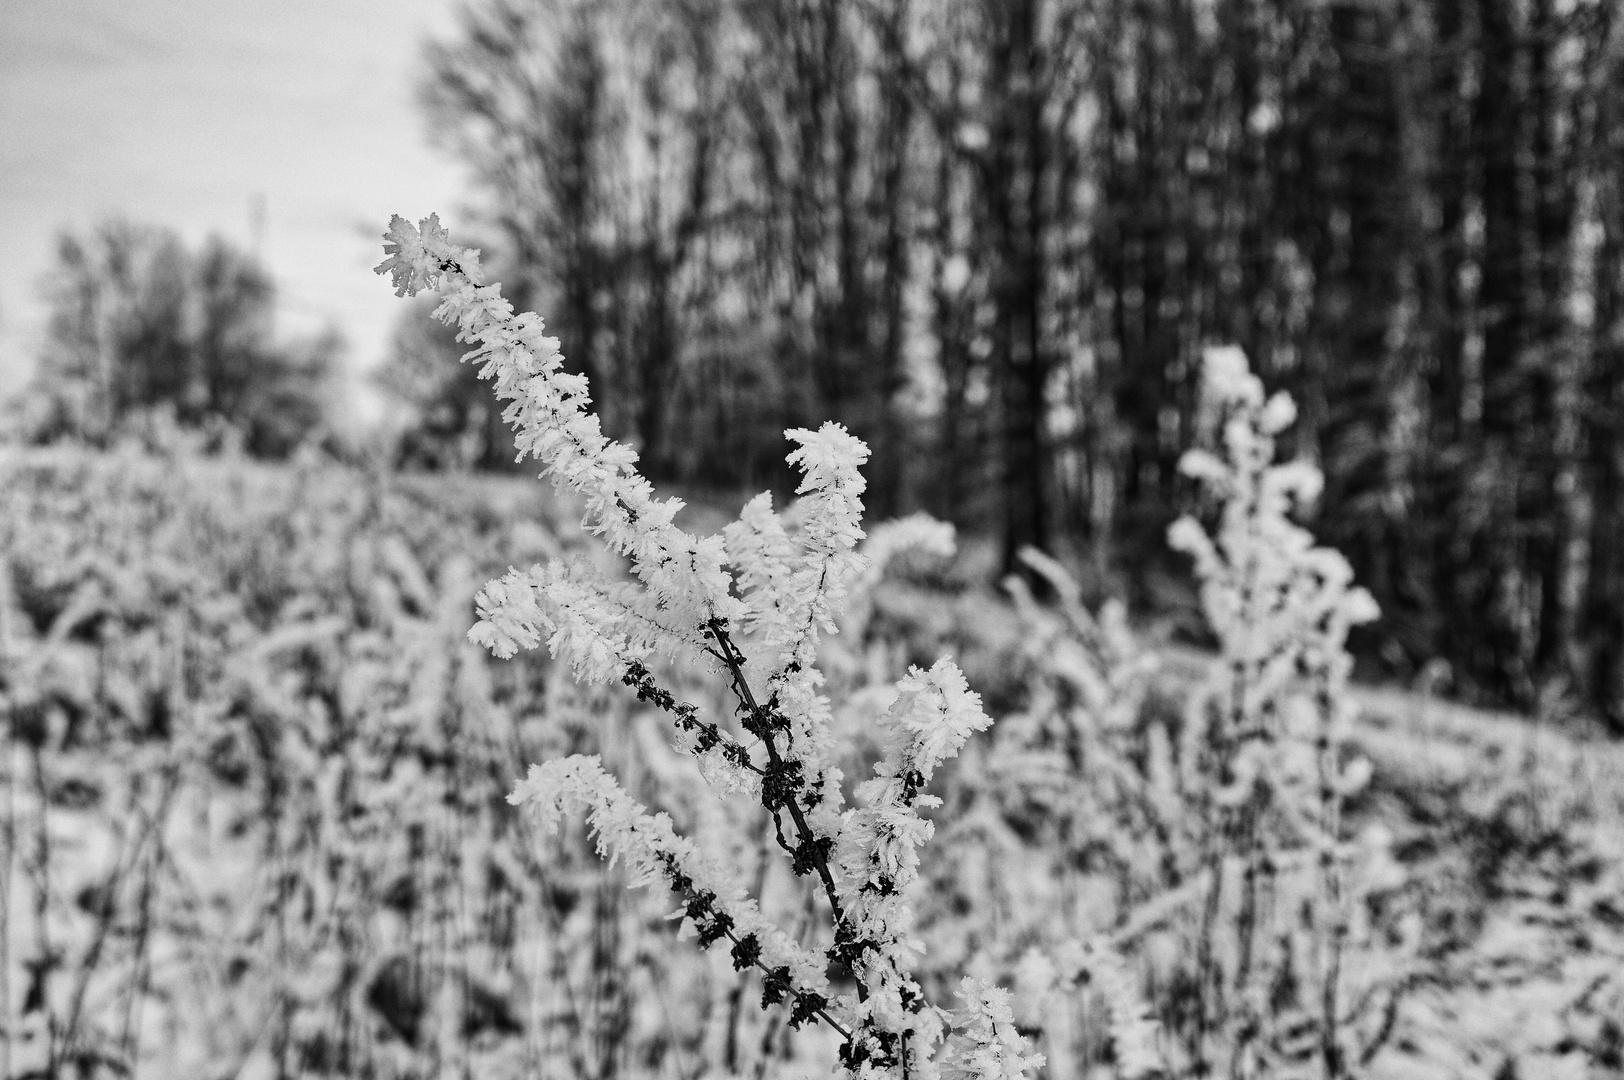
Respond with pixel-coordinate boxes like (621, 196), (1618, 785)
(378, 213), (1045, 1079)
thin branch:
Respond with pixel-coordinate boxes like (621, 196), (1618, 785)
(704, 620), (847, 935)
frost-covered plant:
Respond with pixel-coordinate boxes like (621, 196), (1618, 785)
(1165, 346), (1408, 1079)
(905, 548), (1171, 1078)
(894, 348), (1412, 1080)
(1014, 938), (1163, 1080)
(376, 213), (1041, 1079)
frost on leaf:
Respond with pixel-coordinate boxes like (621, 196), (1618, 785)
(375, 213), (481, 297)
(940, 978), (1045, 1080)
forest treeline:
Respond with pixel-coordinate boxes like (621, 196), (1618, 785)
(379, 0), (1624, 729)
(17, 221), (337, 459)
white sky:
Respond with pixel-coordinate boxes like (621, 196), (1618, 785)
(0, 0), (476, 423)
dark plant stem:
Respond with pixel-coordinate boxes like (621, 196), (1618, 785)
(704, 620), (848, 936)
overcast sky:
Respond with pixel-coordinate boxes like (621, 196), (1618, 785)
(0, 0), (476, 421)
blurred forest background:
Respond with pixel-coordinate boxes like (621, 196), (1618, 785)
(14, 0), (1624, 731)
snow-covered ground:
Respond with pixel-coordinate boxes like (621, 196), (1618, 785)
(2, 446), (1620, 1078)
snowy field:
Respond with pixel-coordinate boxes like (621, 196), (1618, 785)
(2, 436), (1620, 1080)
